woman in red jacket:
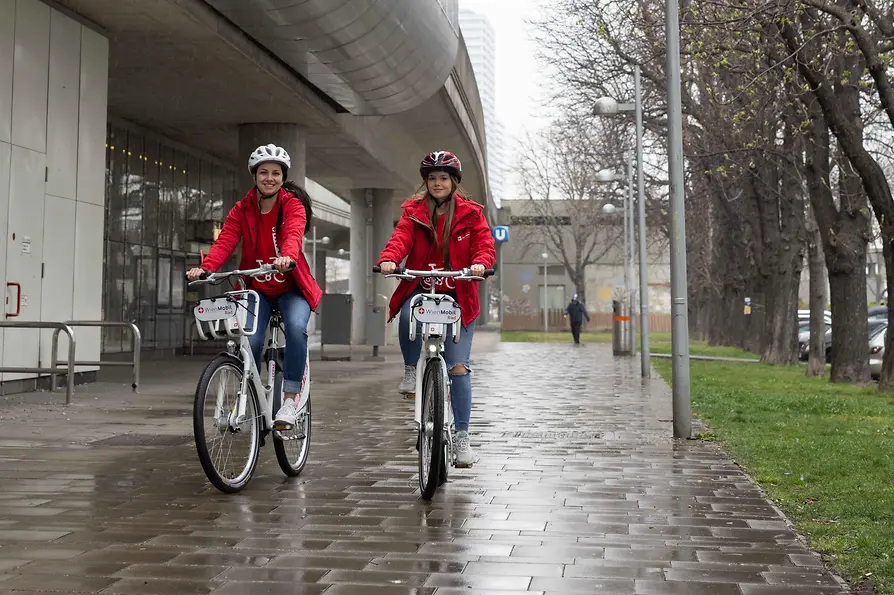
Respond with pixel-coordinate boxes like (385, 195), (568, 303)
(187, 144), (322, 431)
(378, 151), (496, 467)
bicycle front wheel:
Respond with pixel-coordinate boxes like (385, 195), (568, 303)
(272, 369), (312, 477)
(419, 359), (444, 500)
(193, 355), (261, 493)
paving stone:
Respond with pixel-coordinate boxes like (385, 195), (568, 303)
(0, 343), (850, 594)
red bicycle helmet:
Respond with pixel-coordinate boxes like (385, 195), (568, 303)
(420, 151), (462, 183)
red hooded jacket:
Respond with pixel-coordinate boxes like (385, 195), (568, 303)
(378, 194), (496, 327)
(200, 188), (323, 311)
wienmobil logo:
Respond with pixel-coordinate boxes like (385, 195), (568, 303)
(197, 303), (233, 314)
(419, 307), (458, 317)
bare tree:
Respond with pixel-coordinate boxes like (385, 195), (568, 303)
(515, 116), (627, 304)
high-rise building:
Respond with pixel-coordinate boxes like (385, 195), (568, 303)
(460, 7), (507, 208)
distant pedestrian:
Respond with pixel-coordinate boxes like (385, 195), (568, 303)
(563, 294), (590, 345)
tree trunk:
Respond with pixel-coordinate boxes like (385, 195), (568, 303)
(801, 62), (870, 382)
(826, 163), (871, 383)
(572, 272), (586, 305)
(761, 270), (801, 365)
(758, 126), (805, 365)
(744, 288), (765, 354)
(778, 18), (894, 388)
(806, 207), (827, 377)
(880, 238), (894, 391)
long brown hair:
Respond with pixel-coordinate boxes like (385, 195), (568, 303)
(416, 174), (465, 269)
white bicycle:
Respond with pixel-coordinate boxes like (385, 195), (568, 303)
(188, 263), (311, 493)
(373, 265), (494, 499)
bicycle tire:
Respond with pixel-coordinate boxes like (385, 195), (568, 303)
(193, 355), (261, 494)
(439, 442), (449, 486)
(419, 359), (444, 500)
(273, 368), (312, 477)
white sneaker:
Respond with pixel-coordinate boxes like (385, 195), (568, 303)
(399, 365), (416, 395)
(273, 398), (299, 430)
(454, 430), (474, 468)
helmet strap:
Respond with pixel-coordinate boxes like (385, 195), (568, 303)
(257, 186), (278, 200)
(433, 193), (452, 207)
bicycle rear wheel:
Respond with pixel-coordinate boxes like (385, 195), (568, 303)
(419, 359), (444, 500)
(193, 355), (261, 493)
(272, 368), (312, 477)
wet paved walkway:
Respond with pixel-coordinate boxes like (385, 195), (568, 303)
(0, 336), (850, 594)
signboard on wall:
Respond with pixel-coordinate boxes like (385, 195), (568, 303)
(493, 226), (509, 243)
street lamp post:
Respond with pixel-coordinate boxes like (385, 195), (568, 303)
(625, 152), (636, 356)
(598, 167), (635, 356)
(633, 65), (651, 377)
(593, 63), (651, 377)
(542, 251), (549, 333)
(304, 226), (331, 282)
(666, 0), (692, 438)
(303, 227), (330, 334)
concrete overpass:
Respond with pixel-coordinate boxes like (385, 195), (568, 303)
(0, 0), (493, 392)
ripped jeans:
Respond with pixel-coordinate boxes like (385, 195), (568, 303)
(399, 291), (476, 432)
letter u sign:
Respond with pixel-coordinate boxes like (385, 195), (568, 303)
(493, 226), (509, 243)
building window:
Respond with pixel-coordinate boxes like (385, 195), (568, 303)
(102, 123), (238, 353)
(540, 264), (566, 276)
(539, 284), (566, 311)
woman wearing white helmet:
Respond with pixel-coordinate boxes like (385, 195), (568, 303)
(187, 144), (322, 430)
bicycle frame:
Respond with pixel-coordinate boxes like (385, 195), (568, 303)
(408, 291), (460, 429)
(190, 266), (310, 436)
(378, 267), (488, 446)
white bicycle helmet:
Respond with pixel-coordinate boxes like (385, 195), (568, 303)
(248, 144), (291, 176)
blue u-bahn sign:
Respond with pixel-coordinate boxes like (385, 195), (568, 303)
(492, 226), (509, 243)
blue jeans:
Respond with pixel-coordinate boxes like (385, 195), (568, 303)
(399, 291), (476, 432)
(247, 289), (311, 395)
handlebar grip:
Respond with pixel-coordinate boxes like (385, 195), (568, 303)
(372, 265), (381, 273)
(373, 265), (404, 274)
(286, 261), (297, 271)
(483, 268), (496, 277)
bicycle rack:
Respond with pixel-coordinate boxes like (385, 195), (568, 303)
(50, 321), (142, 393)
(0, 321), (76, 404)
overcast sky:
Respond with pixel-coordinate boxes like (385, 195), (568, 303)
(460, 0), (554, 176)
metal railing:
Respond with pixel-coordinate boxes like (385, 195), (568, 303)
(51, 321), (141, 393)
(0, 321), (76, 404)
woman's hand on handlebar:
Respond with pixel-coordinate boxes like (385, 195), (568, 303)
(470, 264), (486, 277)
(379, 261), (397, 275)
(187, 267), (207, 282)
(273, 256), (296, 273)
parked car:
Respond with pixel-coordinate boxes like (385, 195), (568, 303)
(800, 318), (886, 363)
(870, 323), (887, 380)
(798, 309), (832, 326)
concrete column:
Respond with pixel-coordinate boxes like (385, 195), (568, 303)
(371, 189), (397, 307)
(349, 189), (370, 345)
(371, 190), (398, 345)
(238, 123), (306, 184)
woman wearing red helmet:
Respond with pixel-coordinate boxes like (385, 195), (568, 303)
(377, 151), (496, 467)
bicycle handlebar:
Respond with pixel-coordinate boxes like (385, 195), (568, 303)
(188, 262), (297, 286)
(372, 265), (495, 279)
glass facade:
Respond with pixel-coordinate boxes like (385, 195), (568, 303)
(102, 121), (240, 353)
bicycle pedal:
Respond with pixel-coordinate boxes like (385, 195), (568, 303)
(405, 393), (415, 399)
(274, 429), (306, 441)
